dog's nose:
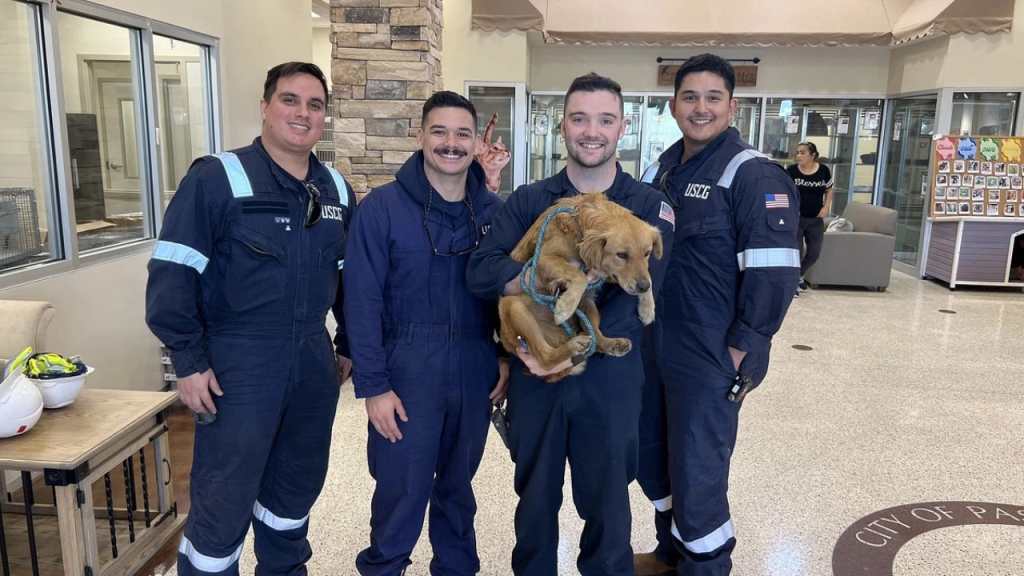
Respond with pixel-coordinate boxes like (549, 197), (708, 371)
(636, 279), (650, 293)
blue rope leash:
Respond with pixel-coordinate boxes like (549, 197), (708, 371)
(518, 206), (603, 358)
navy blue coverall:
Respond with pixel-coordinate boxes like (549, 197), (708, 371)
(466, 166), (675, 576)
(344, 153), (503, 576)
(636, 127), (800, 576)
(146, 137), (355, 575)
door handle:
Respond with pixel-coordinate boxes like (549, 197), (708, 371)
(71, 158), (79, 190)
(107, 161), (122, 171)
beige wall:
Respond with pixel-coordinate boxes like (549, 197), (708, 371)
(442, 0), (530, 93)
(1, 0), (312, 393)
(943, 4), (1024, 88)
(886, 36), (949, 93)
(313, 27), (332, 80)
(529, 44), (892, 94)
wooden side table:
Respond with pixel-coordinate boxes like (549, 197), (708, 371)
(0, 389), (184, 576)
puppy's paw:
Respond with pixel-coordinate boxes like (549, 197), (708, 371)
(602, 338), (632, 357)
(553, 298), (577, 325)
(638, 298), (656, 325)
(568, 335), (592, 356)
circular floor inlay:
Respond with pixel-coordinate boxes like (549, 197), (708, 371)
(832, 501), (1024, 576)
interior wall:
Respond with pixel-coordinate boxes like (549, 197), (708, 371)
(529, 44), (892, 94)
(442, 0), (530, 93)
(886, 36), (949, 93)
(313, 27), (332, 85)
(943, 0), (1024, 88)
(0, 0), (313, 393)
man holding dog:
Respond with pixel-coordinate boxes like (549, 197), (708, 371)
(467, 73), (675, 576)
(635, 54), (801, 576)
(343, 91), (509, 576)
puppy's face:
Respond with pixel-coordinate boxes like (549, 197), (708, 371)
(580, 219), (663, 295)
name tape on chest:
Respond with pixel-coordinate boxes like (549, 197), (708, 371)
(765, 193), (790, 210)
(321, 204), (346, 222)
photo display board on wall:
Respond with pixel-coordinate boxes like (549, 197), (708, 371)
(930, 135), (1024, 218)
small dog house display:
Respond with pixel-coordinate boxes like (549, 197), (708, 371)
(924, 135), (1024, 289)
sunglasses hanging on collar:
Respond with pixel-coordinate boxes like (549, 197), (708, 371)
(424, 183), (479, 256)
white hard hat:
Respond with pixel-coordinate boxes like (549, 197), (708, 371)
(0, 370), (43, 438)
(29, 366), (93, 409)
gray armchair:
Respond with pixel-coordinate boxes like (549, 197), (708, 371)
(804, 202), (897, 292)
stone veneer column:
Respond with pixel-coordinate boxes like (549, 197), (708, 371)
(330, 0), (443, 201)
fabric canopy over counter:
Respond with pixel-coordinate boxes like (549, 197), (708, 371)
(471, 0), (1014, 47)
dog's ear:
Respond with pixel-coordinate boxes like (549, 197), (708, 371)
(579, 231), (607, 269)
(650, 227), (664, 260)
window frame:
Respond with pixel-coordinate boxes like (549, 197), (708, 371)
(1, 0), (221, 289)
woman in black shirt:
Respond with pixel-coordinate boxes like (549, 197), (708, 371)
(786, 142), (833, 294)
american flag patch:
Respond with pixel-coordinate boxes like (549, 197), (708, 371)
(659, 202), (675, 228)
(765, 194), (790, 209)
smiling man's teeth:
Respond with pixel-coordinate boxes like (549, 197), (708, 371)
(581, 143), (602, 149)
(289, 123), (309, 131)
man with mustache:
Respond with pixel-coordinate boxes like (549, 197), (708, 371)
(635, 54), (800, 576)
(146, 62), (354, 575)
(467, 73), (675, 576)
(344, 91), (509, 576)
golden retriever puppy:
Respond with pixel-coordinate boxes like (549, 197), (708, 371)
(498, 193), (663, 382)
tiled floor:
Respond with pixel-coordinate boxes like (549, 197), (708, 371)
(150, 270), (1023, 575)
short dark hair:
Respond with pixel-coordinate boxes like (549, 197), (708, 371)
(798, 141), (820, 159)
(674, 54), (736, 97)
(565, 72), (624, 112)
(422, 91), (478, 130)
(263, 62), (329, 103)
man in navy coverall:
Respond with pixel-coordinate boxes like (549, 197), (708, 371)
(145, 62), (354, 576)
(633, 54), (800, 576)
(344, 91), (509, 576)
(466, 73), (675, 576)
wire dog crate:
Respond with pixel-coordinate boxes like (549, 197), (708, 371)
(0, 189), (43, 269)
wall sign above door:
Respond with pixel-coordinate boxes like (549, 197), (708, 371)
(657, 65), (758, 87)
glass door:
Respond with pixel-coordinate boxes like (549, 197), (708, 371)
(468, 85), (516, 198)
(879, 95), (938, 267)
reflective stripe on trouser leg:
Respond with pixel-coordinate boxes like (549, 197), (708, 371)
(671, 517), (735, 554)
(253, 501), (309, 532)
(178, 536), (243, 574)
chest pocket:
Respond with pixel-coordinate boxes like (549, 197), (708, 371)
(222, 219), (289, 314)
(311, 212), (347, 314)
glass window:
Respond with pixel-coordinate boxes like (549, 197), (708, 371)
(58, 10), (147, 252)
(154, 35), (211, 204)
(763, 98), (883, 215)
(468, 86), (516, 198)
(950, 92), (1019, 137)
(0, 1), (59, 274)
(640, 96), (761, 177)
